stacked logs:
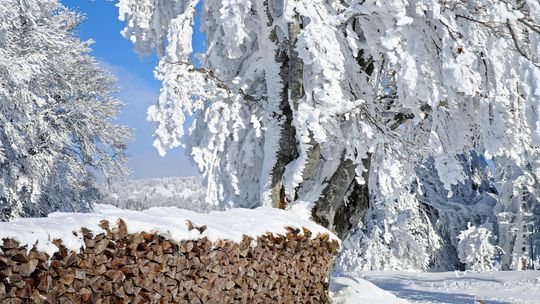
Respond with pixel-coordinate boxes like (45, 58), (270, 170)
(0, 219), (339, 303)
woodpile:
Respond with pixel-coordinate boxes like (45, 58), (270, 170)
(0, 219), (339, 303)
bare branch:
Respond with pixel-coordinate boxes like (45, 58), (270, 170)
(506, 21), (540, 69)
(518, 17), (540, 35)
(167, 61), (261, 103)
(455, 14), (503, 37)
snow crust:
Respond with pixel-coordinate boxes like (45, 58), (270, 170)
(0, 204), (338, 257)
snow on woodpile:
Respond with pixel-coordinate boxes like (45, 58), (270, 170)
(0, 204), (339, 256)
(0, 205), (340, 303)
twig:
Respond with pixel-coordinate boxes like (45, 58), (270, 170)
(506, 21), (540, 69)
(166, 61), (261, 103)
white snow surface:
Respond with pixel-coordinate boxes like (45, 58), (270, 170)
(0, 204), (338, 257)
(330, 275), (410, 304)
(350, 271), (540, 304)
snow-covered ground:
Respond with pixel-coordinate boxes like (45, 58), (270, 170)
(330, 275), (410, 304)
(331, 271), (540, 304)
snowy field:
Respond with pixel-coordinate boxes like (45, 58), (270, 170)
(101, 177), (209, 212)
(331, 271), (540, 304)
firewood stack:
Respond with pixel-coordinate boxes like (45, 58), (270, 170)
(0, 219), (339, 303)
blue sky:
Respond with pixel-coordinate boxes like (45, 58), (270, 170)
(61, 0), (203, 178)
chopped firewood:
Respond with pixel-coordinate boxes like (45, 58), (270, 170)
(115, 219), (129, 238)
(1, 239), (19, 249)
(0, 223), (337, 303)
(79, 288), (92, 302)
(99, 220), (110, 230)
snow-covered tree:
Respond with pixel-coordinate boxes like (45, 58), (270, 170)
(118, 0), (540, 270)
(457, 223), (497, 272)
(336, 153), (499, 271)
(495, 158), (539, 270)
(0, 0), (129, 221)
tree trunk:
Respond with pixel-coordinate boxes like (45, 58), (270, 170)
(266, 13), (373, 239)
(268, 51), (298, 208)
(312, 156), (371, 239)
(267, 9), (299, 208)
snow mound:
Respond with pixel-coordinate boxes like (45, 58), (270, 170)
(0, 204), (338, 257)
(329, 275), (410, 304)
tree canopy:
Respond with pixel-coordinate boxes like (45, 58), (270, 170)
(0, 0), (130, 220)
